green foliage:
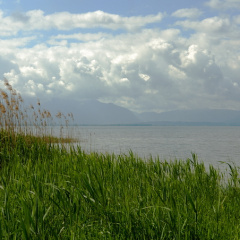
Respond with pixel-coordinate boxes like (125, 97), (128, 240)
(0, 138), (240, 239)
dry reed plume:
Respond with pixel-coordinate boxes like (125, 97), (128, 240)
(0, 78), (75, 144)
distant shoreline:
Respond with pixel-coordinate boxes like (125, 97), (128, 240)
(71, 122), (240, 126)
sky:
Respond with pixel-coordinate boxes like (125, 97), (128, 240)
(0, 0), (240, 113)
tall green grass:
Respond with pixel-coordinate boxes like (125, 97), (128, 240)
(1, 147), (240, 239)
(1, 79), (240, 239)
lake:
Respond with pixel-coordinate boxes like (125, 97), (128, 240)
(59, 126), (240, 168)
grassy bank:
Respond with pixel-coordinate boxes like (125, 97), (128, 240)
(1, 80), (240, 239)
(1, 134), (240, 239)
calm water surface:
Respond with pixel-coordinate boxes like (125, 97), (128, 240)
(61, 126), (240, 167)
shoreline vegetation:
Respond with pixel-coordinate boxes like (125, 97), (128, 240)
(1, 80), (240, 239)
(0, 79), (76, 144)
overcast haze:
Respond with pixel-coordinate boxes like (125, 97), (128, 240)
(0, 0), (240, 113)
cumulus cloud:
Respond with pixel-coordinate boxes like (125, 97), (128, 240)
(0, 8), (240, 112)
(51, 32), (111, 42)
(205, 0), (240, 10)
(2, 27), (238, 111)
(0, 10), (163, 36)
(172, 8), (203, 19)
(175, 17), (232, 34)
(0, 56), (19, 80)
(0, 37), (35, 51)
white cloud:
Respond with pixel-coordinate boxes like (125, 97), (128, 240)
(175, 17), (232, 34)
(0, 10), (164, 36)
(139, 73), (150, 81)
(168, 65), (186, 80)
(119, 77), (129, 83)
(0, 30), (228, 111)
(205, 0), (240, 10)
(0, 8), (240, 112)
(172, 8), (203, 19)
(47, 39), (68, 46)
(52, 32), (111, 42)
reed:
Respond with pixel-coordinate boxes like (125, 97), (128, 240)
(0, 78), (75, 146)
(1, 146), (240, 239)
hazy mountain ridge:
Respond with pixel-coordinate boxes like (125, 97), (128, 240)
(40, 98), (139, 125)
(34, 97), (240, 125)
(137, 109), (240, 125)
